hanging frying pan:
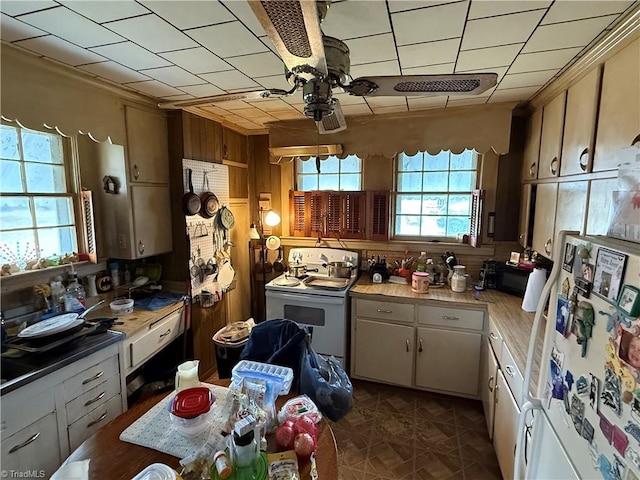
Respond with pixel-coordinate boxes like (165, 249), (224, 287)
(199, 171), (219, 219)
(217, 206), (235, 230)
(182, 168), (201, 216)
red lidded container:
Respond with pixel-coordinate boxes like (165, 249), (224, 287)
(171, 387), (214, 418)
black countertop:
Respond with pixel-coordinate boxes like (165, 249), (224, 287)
(1, 330), (124, 395)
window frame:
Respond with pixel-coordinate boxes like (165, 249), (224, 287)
(295, 154), (363, 192)
(392, 150), (480, 241)
(1, 122), (84, 267)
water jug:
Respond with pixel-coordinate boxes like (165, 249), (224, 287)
(175, 360), (200, 392)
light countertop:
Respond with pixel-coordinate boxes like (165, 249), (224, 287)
(86, 300), (185, 338)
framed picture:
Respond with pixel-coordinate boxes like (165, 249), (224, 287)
(556, 296), (571, 336)
(593, 248), (628, 304)
(563, 243), (576, 273)
(619, 285), (640, 317)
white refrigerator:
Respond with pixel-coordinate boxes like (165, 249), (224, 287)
(516, 231), (640, 480)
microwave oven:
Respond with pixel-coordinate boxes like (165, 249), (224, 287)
(495, 263), (532, 297)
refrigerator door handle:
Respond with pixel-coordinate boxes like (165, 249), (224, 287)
(515, 401), (541, 479)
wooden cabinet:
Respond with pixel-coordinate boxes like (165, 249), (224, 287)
(518, 184), (532, 248)
(482, 338), (499, 439)
(531, 183), (558, 258)
(560, 68), (601, 176)
(130, 185), (173, 258)
(222, 127), (247, 163)
(353, 318), (414, 387)
(522, 109), (542, 181)
(124, 105), (170, 184)
(554, 181), (588, 236)
(594, 38), (640, 171)
(538, 93), (566, 179)
(493, 369), (520, 480)
(351, 298), (485, 397)
(1, 412), (60, 475)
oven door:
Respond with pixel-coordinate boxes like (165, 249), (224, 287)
(265, 290), (347, 361)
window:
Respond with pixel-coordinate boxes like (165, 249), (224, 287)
(296, 154), (362, 191)
(1, 124), (77, 268)
(395, 149), (478, 239)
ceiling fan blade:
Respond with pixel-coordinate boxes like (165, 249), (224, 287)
(158, 88), (291, 109)
(249, 0), (327, 79)
(317, 99), (347, 134)
(344, 73), (498, 97)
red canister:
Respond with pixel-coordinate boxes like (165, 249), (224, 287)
(411, 271), (430, 294)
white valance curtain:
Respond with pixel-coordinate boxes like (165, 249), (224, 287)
(268, 103), (515, 161)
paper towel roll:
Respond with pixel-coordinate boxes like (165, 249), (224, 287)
(522, 268), (547, 312)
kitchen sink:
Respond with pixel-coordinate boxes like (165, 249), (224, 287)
(1, 357), (35, 383)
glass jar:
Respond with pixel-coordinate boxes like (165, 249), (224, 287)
(451, 265), (467, 292)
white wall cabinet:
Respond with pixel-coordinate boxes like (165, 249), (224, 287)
(522, 109), (543, 181)
(351, 298), (485, 398)
(538, 93), (566, 179)
(531, 183), (558, 259)
(124, 105), (169, 184)
(482, 338), (499, 439)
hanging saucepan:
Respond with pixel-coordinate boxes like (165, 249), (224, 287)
(182, 169), (201, 216)
(273, 247), (285, 273)
(323, 261), (357, 278)
(199, 171), (219, 219)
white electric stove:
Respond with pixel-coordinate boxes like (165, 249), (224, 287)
(265, 248), (360, 365)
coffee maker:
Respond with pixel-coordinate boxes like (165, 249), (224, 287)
(476, 260), (498, 290)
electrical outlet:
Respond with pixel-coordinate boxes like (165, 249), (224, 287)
(118, 233), (126, 249)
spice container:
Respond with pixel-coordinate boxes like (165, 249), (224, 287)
(411, 271), (429, 294)
(451, 265), (467, 292)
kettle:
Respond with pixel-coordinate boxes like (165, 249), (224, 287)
(175, 360), (200, 392)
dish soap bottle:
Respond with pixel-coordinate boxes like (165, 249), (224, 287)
(416, 252), (428, 272)
(64, 273), (86, 313)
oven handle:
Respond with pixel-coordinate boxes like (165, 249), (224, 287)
(265, 291), (345, 305)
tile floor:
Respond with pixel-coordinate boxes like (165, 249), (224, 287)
(331, 380), (502, 480)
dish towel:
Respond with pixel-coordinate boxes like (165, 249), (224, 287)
(119, 383), (231, 459)
(51, 460), (90, 480)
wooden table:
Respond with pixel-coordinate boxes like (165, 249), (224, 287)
(64, 380), (338, 479)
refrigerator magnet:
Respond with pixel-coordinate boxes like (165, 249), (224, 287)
(590, 374), (600, 410)
(570, 394), (585, 433)
(602, 366), (622, 416)
(575, 302), (596, 357)
(601, 414), (615, 442)
(613, 425), (630, 457)
(582, 418), (595, 443)
(556, 296), (571, 336)
(562, 277), (571, 298)
(623, 421), (640, 444)
(564, 243), (576, 273)
(619, 285), (640, 318)
(626, 448), (640, 471)
(593, 248), (628, 305)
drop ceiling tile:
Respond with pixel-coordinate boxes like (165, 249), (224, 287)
(209, 99), (253, 110)
(388, 1), (462, 14)
(139, 66), (203, 86)
(446, 96), (489, 107)
(509, 47), (582, 73)
(332, 93), (368, 105)
(78, 61), (150, 83)
(19, 6), (123, 48)
(139, 0), (235, 29)
(1, 1), (56, 16)
(233, 107), (265, 118)
(321, 1), (391, 40)
(366, 97), (408, 107)
(1, 13), (46, 42)
(340, 104), (373, 116)
(455, 66), (509, 82)
(178, 83), (225, 97)
(188, 21), (268, 58)
(106, 14), (197, 53)
(15, 35), (105, 66)
(523, 15), (618, 53)
(200, 70), (259, 90)
(350, 60), (401, 78)
(255, 74), (294, 91)
(393, 1), (468, 46)
(371, 105), (409, 114)
(227, 52), (284, 78)
(346, 33), (397, 65)
(160, 48), (230, 75)
(489, 85), (541, 102)
(59, 1), (150, 23)
(398, 38), (460, 69)
(200, 105), (231, 116)
(252, 115), (279, 124)
(461, 9), (546, 50)
(542, 1), (634, 24)
(407, 96), (448, 110)
(125, 79), (184, 97)
(499, 69), (558, 89)
(221, 114), (245, 123)
(90, 42), (171, 70)
(270, 110), (305, 120)
(456, 43), (523, 71)
(220, 0), (265, 35)
(245, 99), (293, 111)
(468, 1), (551, 20)
(403, 63), (455, 75)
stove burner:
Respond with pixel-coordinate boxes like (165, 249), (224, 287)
(274, 276), (301, 287)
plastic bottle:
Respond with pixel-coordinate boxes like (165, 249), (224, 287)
(64, 273), (86, 312)
(416, 252), (428, 272)
(123, 265), (131, 285)
(50, 276), (65, 313)
(109, 261), (120, 288)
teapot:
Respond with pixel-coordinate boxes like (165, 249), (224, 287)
(175, 360), (200, 392)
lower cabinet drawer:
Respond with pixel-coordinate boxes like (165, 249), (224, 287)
(418, 305), (484, 331)
(355, 299), (414, 323)
(68, 394), (122, 451)
(129, 309), (183, 370)
(65, 374), (121, 425)
(62, 354), (119, 402)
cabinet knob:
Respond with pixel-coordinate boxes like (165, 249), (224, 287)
(8, 432), (41, 454)
(405, 339), (410, 352)
(133, 163), (140, 180)
(418, 338), (423, 353)
(490, 332), (499, 340)
(544, 239), (552, 256)
(505, 364), (516, 377)
(529, 162), (536, 178)
(138, 240), (145, 255)
(579, 148), (589, 171)
(550, 157), (558, 175)
(488, 375), (495, 392)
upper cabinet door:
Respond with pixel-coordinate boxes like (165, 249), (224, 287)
(131, 185), (173, 258)
(522, 109), (542, 181)
(222, 128), (247, 164)
(593, 38), (640, 172)
(532, 183), (558, 259)
(125, 106), (170, 184)
(538, 93), (566, 179)
(561, 68), (601, 176)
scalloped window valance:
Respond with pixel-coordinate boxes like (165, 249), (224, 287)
(268, 103), (515, 161)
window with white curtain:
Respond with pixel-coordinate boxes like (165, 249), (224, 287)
(395, 149), (478, 239)
(0, 124), (77, 268)
(296, 154), (362, 191)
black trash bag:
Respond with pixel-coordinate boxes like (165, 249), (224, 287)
(299, 348), (353, 421)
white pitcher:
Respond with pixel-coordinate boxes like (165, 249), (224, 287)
(175, 360), (200, 392)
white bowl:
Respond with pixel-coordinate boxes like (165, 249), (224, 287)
(110, 298), (134, 316)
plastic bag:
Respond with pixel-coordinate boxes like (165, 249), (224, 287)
(299, 350), (353, 421)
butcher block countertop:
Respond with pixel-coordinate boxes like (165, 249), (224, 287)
(350, 277), (544, 393)
(86, 301), (184, 338)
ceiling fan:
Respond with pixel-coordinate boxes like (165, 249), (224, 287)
(159, 0), (497, 133)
